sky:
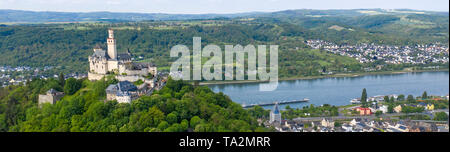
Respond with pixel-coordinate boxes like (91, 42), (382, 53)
(0, 0), (448, 14)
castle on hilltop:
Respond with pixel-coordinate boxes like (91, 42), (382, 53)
(88, 29), (157, 87)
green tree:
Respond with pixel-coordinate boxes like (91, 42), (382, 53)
(285, 105), (291, 110)
(190, 116), (202, 128)
(0, 114), (7, 132)
(388, 104), (394, 113)
(58, 72), (65, 87)
(147, 106), (165, 127)
(384, 96), (390, 103)
(361, 88), (368, 107)
(180, 119), (189, 131)
(248, 106), (269, 119)
(157, 121), (169, 131)
(210, 113), (225, 126)
(164, 123), (182, 132)
(433, 112), (448, 121)
(64, 78), (81, 95)
(407, 95), (415, 103)
(397, 94), (405, 101)
(166, 112), (178, 124)
(375, 111), (383, 117)
(422, 91), (428, 99)
(402, 106), (424, 113)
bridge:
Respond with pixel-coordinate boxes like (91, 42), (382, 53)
(242, 98), (310, 108)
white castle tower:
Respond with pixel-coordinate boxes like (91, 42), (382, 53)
(107, 29), (117, 60)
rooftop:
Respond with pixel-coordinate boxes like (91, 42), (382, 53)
(118, 81), (138, 92)
(92, 49), (107, 58)
(273, 103), (280, 114)
(118, 53), (132, 61)
(46, 88), (62, 94)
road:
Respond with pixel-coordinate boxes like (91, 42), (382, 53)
(293, 111), (449, 123)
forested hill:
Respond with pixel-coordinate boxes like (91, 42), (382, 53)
(0, 9), (448, 78)
(255, 9), (449, 45)
(0, 77), (272, 132)
(0, 9), (262, 22)
(0, 9), (447, 23)
(0, 22), (363, 77)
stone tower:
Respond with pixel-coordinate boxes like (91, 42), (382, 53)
(107, 29), (117, 60)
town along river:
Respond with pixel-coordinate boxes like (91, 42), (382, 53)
(207, 71), (449, 109)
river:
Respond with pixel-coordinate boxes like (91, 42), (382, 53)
(207, 71), (449, 109)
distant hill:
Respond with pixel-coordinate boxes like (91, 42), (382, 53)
(0, 8), (447, 76)
(1, 9), (447, 23)
(251, 9), (449, 45)
(0, 9), (263, 23)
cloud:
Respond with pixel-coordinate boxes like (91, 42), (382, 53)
(107, 0), (121, 5)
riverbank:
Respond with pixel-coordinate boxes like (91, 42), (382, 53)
(198, 69), (449, 85)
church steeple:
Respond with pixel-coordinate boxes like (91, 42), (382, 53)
(107, 29), (117, 59)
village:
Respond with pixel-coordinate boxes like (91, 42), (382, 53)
(306, 39), (449, 65)
(271, 117), (448, 132)
(266, 93), (449, 132)
(0, 65), (87, 87)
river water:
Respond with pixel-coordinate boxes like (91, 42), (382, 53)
(207, 71), (449, 109)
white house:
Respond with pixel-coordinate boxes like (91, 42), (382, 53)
(378, 105), (388, 113)
(321, 118), (335, 128)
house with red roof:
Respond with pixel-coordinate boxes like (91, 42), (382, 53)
(355, 107), (373, 116)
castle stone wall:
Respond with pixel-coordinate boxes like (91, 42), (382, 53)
(116, 95), (131, 103)
(106, 93), (117, 101)
(89, 57), (108, 74)
(39, 94), (54, 105)
(107, 60), (119, 72)
(38, 93), (64, 106)
(116, 75), (143, 82)
(88, 72), (105, 81)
